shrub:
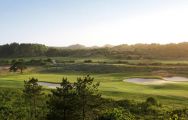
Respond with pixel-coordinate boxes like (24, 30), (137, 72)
(146, 97), (158, 106)
(84, 60), (93, 63)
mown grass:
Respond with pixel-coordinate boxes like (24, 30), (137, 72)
(1, 68), (188, 109)
(1, 60), (188, 108)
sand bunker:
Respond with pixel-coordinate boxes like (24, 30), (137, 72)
(163, 77), (188, 82)
(125, 76), (188, 85)
(38, 82), (60, 88)
(125, 78), (172, 85)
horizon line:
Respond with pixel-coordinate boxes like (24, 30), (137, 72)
(1, 41), (188, 47)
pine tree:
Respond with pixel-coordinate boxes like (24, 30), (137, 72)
(47, 78), (78, 120)
(23, 78), (43, 119)
(75, 75), (101, 120)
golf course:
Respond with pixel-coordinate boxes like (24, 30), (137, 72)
(1, 43), (188, 119)
(1, 57), (188, 109)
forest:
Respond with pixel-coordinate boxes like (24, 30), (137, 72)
(1, 42), (188, 59)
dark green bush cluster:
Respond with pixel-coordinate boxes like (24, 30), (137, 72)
(84, 60), (93, 63)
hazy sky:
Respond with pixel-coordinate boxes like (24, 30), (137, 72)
(0, 0), (188, 46)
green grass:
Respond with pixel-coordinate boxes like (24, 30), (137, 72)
(1, 69), (188, 109)
(2, 59), (188, 108)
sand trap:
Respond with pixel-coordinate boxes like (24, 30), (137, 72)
(125, 76), (188, 85)
(125, 78), (172, 85)
(163, 77), (188, 82)
(38, 82), (60, 88)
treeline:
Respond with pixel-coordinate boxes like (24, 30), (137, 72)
(1, 42), (188, 59)
(0, 75), (188, 120)
(0, 43), (47, 57)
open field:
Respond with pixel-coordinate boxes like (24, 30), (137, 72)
(1, 61), (188, 109)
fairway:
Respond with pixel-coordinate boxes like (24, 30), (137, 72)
(1, 67), (188, 109)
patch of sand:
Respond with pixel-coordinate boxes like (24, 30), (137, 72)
(163, 77), (188, 82)
(124, 78), (174, 85)
(38, 82), (60, 89)
(124, 76), (188, 85)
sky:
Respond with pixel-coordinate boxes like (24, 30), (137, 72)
(0, 0), (188, 46)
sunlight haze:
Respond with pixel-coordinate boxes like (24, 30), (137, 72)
(0, 0), (188, 46)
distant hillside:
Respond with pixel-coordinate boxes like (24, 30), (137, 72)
(65, 44), (86, 49)
(1, 42), (188, 59)
(57, 44), (101, 49)
(103, 44), (114, 48)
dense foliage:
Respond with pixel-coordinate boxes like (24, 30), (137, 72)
(47, 75), (101, 120)
(1, 42), (188, 59)
(9, 59), (27, 73)
(0, 43), (47, 57)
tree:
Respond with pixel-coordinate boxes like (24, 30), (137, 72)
(23, 78), (43, 119)
(9, 59), (27, 73)
(75, 75), (101, 120)
(47, 78), (78, 120)
(47, 75), (102, 120)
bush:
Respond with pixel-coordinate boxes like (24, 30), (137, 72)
(117, 60), (129, 64)
(146, 97), (158, 106)
(84, 60), (93, 63)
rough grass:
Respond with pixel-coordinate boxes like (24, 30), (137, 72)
(2, 56), (188, 65)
